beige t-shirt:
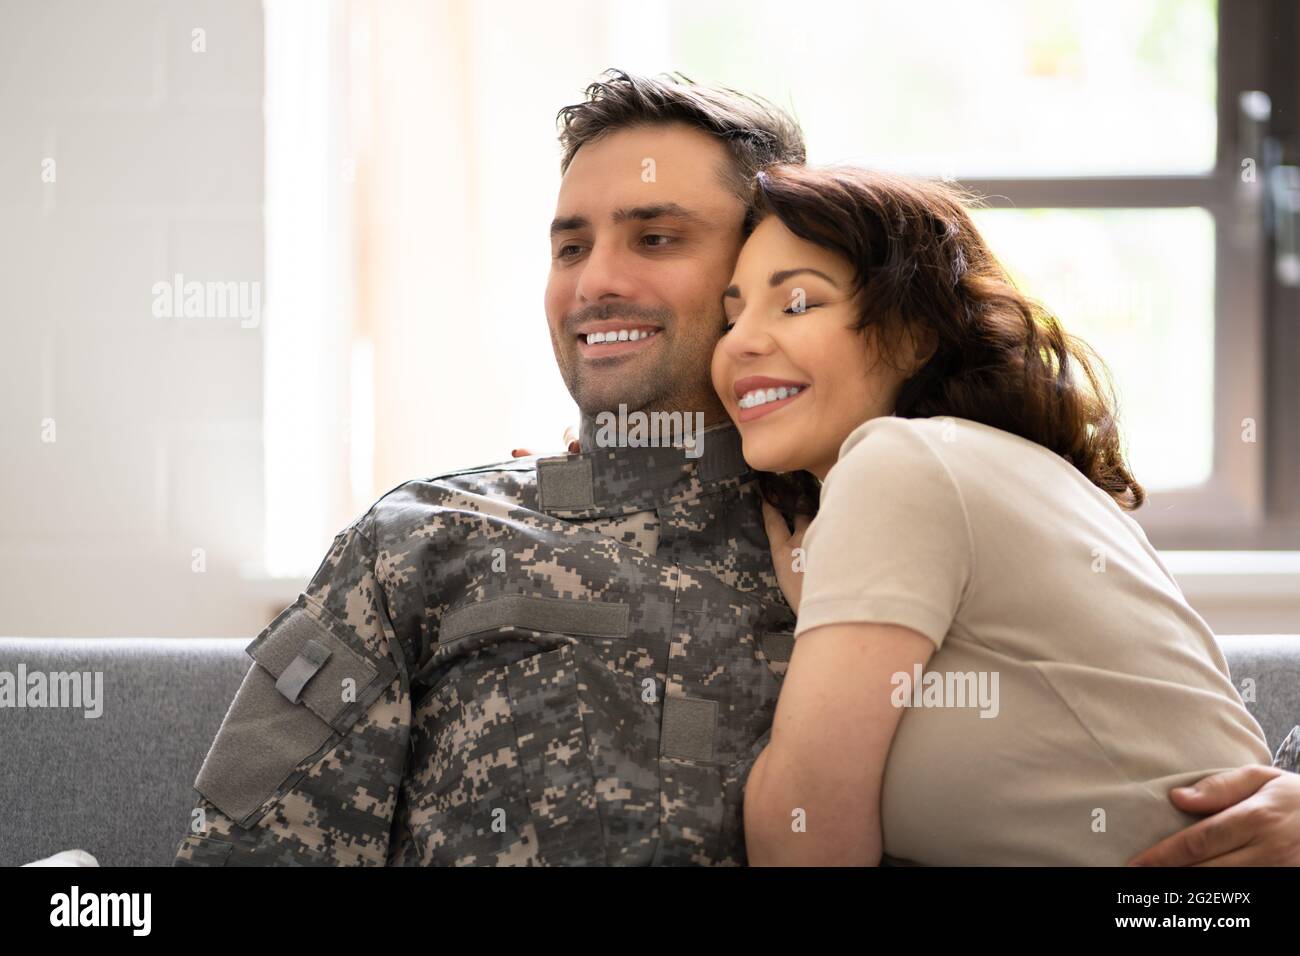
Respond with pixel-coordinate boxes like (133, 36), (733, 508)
(793, 415), (1270, 865)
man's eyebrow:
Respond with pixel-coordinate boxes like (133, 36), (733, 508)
(612, 202), (706, 226)
(722, 267), (841, 301)
(550, 202), (706, 238)
(550, 215), (589, 237)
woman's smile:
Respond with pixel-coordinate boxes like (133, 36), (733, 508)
(734, 380), (811, 423)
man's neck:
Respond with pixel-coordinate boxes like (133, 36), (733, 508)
(578, 407), (733, 454)
(532, 407), (749, 515)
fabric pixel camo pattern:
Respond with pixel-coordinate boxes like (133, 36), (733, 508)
(1274, 725), (1300, 774)
(175, 420), (796, 866)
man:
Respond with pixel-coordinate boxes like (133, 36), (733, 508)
(176, 69), (1300, 866)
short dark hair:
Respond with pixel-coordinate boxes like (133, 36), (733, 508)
(556, 68), (806, 213)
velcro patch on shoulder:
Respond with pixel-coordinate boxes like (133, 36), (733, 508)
(537, 457), (594, 510)
(247, 602), (392, 733)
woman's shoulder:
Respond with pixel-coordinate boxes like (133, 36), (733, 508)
(827, 416), (967, 496)
(818, 416), (977, 567)
(836, 413), (927, 453)
(829, 416), (1060, 502)
(836, 415), (1050, 468)
(835, 415), (972, 467)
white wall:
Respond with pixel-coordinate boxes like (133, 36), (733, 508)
(0, 1), (1294, 641)
(0, 0), (288, 637)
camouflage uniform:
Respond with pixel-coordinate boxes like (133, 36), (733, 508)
(174, 419), (796, 866)
(1276, 725), (1300, 774)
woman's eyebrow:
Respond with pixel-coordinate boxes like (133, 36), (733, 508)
(722, 266), (840, 301)
(769, 267), (839, 288)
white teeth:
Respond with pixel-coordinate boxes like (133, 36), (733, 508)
(738, 385), (804, 409)
(584, 328), (658, 346)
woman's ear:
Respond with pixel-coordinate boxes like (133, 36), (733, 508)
(906, 325), (939, 373)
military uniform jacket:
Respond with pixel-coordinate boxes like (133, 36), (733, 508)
(174, 420), (797, 866)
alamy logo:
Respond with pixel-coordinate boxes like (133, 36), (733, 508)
(0, 664), (103, 718)
(891, 664), (1000, 718)
(151, 273), (261, 328)
(49, 886), (150, 936)
(592, 404), (706, 459)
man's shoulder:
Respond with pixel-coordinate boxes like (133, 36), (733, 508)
(352, 455), (544, 542)
(399, 453), (540, 496)
(429, 455), (545, 512)
(428, 454), (540, 483)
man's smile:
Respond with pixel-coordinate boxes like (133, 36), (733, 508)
(576, 324), (663, 359)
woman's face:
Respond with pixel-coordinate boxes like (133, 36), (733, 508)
(711, 215), (914, 480)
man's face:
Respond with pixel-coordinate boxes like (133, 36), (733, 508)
(545, 122), (747, 423)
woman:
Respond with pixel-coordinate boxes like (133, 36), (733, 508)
(714, 163), (1272, 866)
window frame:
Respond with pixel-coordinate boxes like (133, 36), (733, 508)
(955, 0), (1297, 549)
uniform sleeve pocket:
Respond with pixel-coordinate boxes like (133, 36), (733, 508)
(173, 833), (234, 866)
(193, 595), (398, 829)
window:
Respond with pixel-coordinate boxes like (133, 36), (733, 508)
(631, 0), (1297, 549)
(263, 0), (1299, 577)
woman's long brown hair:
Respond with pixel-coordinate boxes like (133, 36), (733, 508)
(751, 163), (1144, 517)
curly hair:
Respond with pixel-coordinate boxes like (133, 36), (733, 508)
(750, 163), (1144, 516)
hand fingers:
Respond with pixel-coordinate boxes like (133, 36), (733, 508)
(513, 427), (579, 458)
(1168, 765), (1279, 814)
(1190, 846), (1267, 867)
(761, 500), (790, 548)
(1126, 806), (1252, 866)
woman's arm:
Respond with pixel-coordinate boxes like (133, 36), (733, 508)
(744, 620), (935, 866)
(748, 419), (969, 865)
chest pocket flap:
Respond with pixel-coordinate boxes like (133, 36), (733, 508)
(439, 594), (630, 647)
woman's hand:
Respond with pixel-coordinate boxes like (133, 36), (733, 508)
(511, 425), (580, 458)
(761, 499), (811, 615)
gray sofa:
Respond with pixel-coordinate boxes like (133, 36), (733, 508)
(1, 634), (1298, 867)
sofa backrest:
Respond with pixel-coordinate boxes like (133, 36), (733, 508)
(0, 638), (248, 868)
(0, 634), (1296, 867)
(1214, 634), (1300, 758)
